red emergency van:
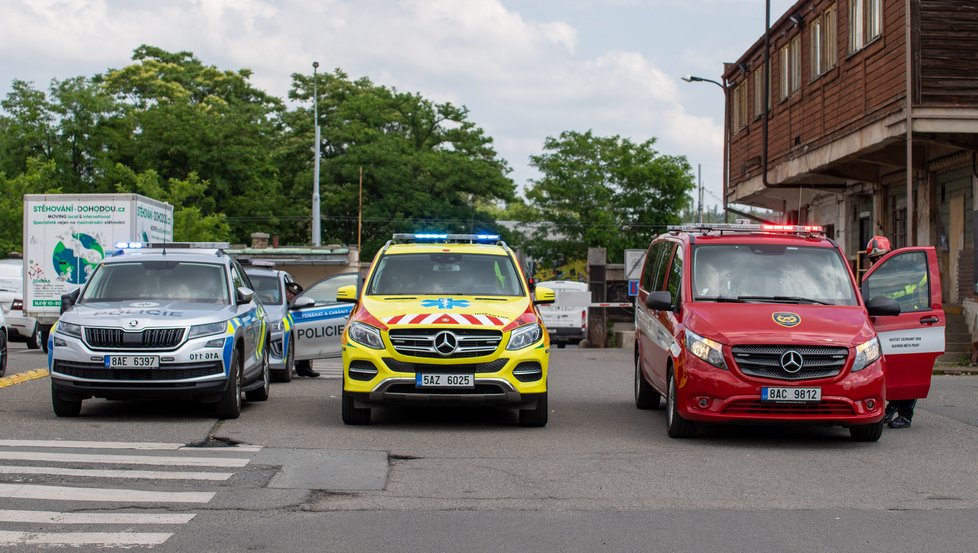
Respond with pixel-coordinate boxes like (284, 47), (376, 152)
(633, 222), (944, 441)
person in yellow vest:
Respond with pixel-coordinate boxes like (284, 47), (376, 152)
(866, 236), (916, 429)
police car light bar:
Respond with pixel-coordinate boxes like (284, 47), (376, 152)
(392, 233), (501, 243)
(114, 242), (144, 249)
(667, 223), (824, 236)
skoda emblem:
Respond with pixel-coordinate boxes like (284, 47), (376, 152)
(127, 320), (139, 328)
(434, 331), (458, 356)
(780, 350), (804, 374)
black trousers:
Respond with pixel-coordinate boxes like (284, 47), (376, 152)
(886, 399), (917, 420)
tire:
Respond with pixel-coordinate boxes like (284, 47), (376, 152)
(216, 349), (242, 419)
(341, 389), (371, 425)
(519, 392), (549, 427)
(634, 349), (660, 410)
(26, 323), (41, 350)
(272, 336), (294, 383)
(0, 330), (7, 377)
(245, 347), (270, 402)
(41, 327), (50, 354)
(51, 385), (82, 417)
(850, 421), (884, 442)
(665, 368), (696, 438)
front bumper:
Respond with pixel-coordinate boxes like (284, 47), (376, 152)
(676, 355), (886, 427)
(548, 326), (585, 343)
(49, 328), (233, 401)
(342, 334), (549, 408)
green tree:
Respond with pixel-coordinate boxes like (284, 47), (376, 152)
(523, 130), (694, 264)
(0, 158), (60, 255)
(285, 70), (516, 257)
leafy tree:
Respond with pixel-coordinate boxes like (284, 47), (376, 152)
(0, 158), (60, 256)
(523, 130), (694, 263)
(285, 70), (516, 257)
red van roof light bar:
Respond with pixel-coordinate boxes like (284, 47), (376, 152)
(667, 223), (825, 237)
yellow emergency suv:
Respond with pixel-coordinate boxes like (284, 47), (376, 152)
(335, 233), (555, 426)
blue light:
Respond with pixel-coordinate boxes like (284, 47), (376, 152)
(475, 234), (500, 242)
(114, 242), (143, 249)
(414, 233), (449, 240)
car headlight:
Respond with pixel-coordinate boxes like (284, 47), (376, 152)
(506, 323), (542, 351)
(56, 321), (82, 338)
(852, 337), (881, 372)
(685, 329), (727, 370)
(188, 321), (229, 339)
(348, 322), (384, 349)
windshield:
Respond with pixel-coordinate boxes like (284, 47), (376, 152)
(692, 244), (857, 305)
(368, 253), (524, 296)
(81, 261), (230, 304)
(249, 274), (282, 305)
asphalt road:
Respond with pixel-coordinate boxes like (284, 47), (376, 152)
(2, 342), (977, 552)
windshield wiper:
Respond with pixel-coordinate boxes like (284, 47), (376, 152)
(695, 296), (747, 303)
(735, 295), (832, 305)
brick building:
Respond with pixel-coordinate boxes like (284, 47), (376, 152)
(723, 0), (977, 305)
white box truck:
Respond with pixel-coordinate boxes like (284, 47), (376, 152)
(22, 194), (174, 350)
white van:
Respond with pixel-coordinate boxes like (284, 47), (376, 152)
(536, 280), (589, 348)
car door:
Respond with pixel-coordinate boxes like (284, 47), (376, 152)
(862, 247), (944, 400)
(230, 261), (261, 379)
(292, 273), (358, 361)
(637, 240), (675, 394)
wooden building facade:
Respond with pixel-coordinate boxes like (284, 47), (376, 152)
(724, 0), (978, 304)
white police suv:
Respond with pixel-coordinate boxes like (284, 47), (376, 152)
(49, 243), (270, 419)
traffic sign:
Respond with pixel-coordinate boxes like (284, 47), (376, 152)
(624, 249), (646, 281)
(627, 279), (639, 297)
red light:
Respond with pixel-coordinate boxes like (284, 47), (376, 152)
(11, 299), (22, 310)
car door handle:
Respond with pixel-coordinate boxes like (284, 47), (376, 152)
(919, 316), (939, 324)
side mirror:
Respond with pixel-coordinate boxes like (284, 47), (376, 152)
(533, 286), (556, 305)
(644, 290), (672, 311)
(290, 296), (315, 310)
(61, 289), (80, 314)
(236, 286), (255, 305)
(336, 284), (358, 303)
(866, 295), (901, 317)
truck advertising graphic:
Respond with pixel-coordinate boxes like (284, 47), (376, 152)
(23, 194), (174, 332)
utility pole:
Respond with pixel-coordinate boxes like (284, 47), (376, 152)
(698, 163), (704, 223)
(311, 61), (321, 247)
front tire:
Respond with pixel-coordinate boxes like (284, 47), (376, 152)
(519, 393), (549, 427)
(26, 323), (41, 350)
(51, 385), (81, 417)
(665, 368), (696, 438)
(245, 347), (270, 402)
(342, 389), (371, 425)
(634, 349), (660, 409)
(850, 421), (884, 442)
(216, 350), (242, 419)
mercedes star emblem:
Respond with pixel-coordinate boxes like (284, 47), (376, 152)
(434, 331), (458, 356)
(780, 350), (803, 374)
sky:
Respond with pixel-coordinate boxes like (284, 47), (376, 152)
(0, 0), (796, 210)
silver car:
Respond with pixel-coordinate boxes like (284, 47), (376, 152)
(50, 245), (270, 419)
(0, 260), (41, 350)
(244, 266), (301, 382)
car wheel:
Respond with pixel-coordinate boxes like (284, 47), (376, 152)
(665, 368), (696, 438)
(245, 346), (270, 402)
(26, 323), (41, 350)
(51, 385), (82, 417)
(273, 336), (293, 383)
(518, 392), (549, 427)
(341, 389), (371, 425)
(0, 330), (7, 377)
(41, 327), (50, 354)
(216, 349), (242, 419)
(634, 349), (660, 410)
(850, 421), (884, 442)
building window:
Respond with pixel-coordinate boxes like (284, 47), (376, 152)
(812, 6), (838, 79)
(752, 66), (769, 118)
(849, 0), (881, 53)
(780, 35), (802, 101)
(732, 80), (748, 131)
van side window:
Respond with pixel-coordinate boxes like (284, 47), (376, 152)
(665, 249), (683, 307)
(863, 251), (930, 313)
(651, 243), (676, 292)
(640, 243), (660, 291)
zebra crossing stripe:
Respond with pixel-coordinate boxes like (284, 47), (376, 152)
(0, 483), (215, 503)
(0, 451), (250, 467)
(0, 465), (233, 481)
(0, 510), (195, 524)
(0, 439), (261, 452)
(0, 530), (172, 547)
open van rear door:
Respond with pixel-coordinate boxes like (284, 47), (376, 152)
(862, 247), (945, 400)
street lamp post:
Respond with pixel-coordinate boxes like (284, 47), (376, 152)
(681, 74), (729, 223)
(311, 61), (321, 247)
